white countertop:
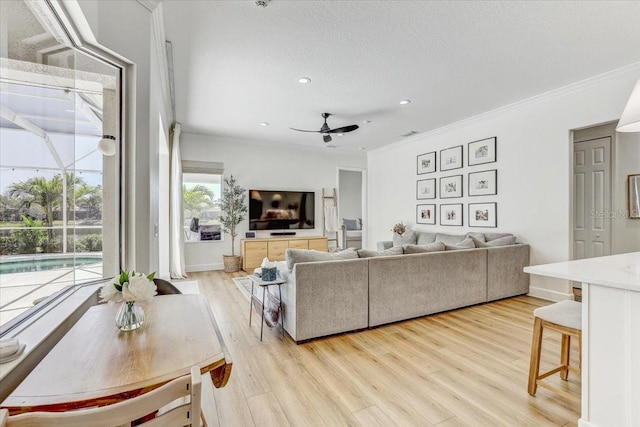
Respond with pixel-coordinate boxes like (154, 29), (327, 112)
(524, 252), (640, 291)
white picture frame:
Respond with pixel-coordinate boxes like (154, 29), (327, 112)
(469, 202), (497, 228)
(468, 137), (497, 166)
(468, 169), (497, 196)
(417, 151), (436, 174)
(440, 175), (463, 199)
(417, 178), (436, 199)
(416, 204), (436, 225)
(440, 204), (463, 226)
(440, 145), (463, 171)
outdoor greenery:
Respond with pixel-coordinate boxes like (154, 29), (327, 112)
(182, 184), (216, 223)
(219, 175), (247, 257)
(0, 174), (103, 255)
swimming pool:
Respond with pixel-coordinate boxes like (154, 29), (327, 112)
(0, 255), (102, 275)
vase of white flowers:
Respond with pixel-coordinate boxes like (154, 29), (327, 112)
(100, 270), (157, 331)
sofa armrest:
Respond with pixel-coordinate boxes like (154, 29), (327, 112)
(377, 241), (393, 251)
(486, 244), (530, 301)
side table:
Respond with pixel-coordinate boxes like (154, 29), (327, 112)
(248, 274), (286, 341)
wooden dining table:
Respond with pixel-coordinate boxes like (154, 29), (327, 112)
(1, 294), (232, 415)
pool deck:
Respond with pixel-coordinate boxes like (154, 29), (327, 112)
(0, 260), (103, 326)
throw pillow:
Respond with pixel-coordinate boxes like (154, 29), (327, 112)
(392, 230), (417, 247)
(357, 246), (403, 258)
(435, 233), (466, 245)
(465, 232), (486, 243)
(416, 232), (437, 245)
(483, 232), (514, 242)
(471, 235), (517, 247)
(402, 242), (446, 254)
(285, 248), (359, 270)
(444, 237), (476, 250)
(343, 218), (359, 230)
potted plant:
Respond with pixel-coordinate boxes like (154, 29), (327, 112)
(219, 174), (247, 273)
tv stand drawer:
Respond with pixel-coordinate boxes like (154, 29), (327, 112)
(241, 236), (328, 271)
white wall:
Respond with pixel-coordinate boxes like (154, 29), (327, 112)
(181, 134), (366, 271)
(368, 65), (640, 301)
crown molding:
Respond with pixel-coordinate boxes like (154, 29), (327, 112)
(373, 62), (640, 154)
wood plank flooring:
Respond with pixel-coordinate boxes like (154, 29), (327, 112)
(190, 271), (580, 427)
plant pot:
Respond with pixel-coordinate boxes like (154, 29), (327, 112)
(223, 255), (242, 273)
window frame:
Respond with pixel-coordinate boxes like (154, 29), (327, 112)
(182, 161), (224, 244)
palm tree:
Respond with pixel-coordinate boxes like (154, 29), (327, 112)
(7, 173), (83, 245)
(182, 184), (215, 221)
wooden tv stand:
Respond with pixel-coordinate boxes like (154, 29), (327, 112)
(241, 236), (328, 271)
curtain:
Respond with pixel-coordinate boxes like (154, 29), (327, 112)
(169, 123), (186, 278)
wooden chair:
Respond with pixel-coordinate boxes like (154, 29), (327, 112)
(0, 366), (202, 427)
(154, 278), (183, 295)
(528, 300), (582, 403)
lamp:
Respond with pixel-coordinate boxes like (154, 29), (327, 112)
(616, 78), (640, 132)
(98, 135), (117, 156)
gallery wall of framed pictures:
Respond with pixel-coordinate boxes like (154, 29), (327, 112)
(415, 136), (499, 228)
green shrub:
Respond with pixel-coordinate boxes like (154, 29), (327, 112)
(12, 216), (46, 254)
(76, 234), (102, 252)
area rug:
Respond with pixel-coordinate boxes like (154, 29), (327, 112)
(172, 280), (200, 294)
(232, 276), (280, 327)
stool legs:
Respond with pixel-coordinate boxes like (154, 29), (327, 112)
(528, 317), (543, 396)
(560, 334), (571, 380)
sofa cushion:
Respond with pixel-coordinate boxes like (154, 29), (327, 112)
(484, 232), (514, 242)
(357, 246), (403, 258)
(392, 231), (417, 247)
(285, 248), (359, 270)
(416, 232), (438, 245)
(435, 233), (466, 245)
(402, 242), (446, 254)
(444, 237), (476, 250)
(465, 232), (486, 243)
(471, 235), (517, 247)
(343, 218), (360, 230)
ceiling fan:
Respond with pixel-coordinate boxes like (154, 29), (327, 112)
(290, 113), (359, 143)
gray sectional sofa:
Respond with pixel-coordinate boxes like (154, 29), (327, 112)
(276, 231), (530, 343)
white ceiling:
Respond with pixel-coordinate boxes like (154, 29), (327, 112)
(163, 1), (640, 152)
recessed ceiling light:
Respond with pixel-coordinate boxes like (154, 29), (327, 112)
(337, 133), (343, 137)
(399, 99), (411, 105)
(297, 77), (311, 84)
(260, 122), (269, 126)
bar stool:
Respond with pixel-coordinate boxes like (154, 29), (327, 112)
(528, 300), (582, 403)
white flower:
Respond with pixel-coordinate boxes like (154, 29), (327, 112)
(122, 272), (157, 302)
(99, 280), (123, 303)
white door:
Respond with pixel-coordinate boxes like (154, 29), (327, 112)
(573, 137), (611, 259)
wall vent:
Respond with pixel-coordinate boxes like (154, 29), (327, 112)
(401, 130), (419, 138)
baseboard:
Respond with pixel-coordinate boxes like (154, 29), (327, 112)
(578, 419), (597, 427)
(186, 262), (224, 272)
(527, 286), (573, 302)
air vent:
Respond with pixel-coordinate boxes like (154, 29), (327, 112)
(401, 130), (419, 138)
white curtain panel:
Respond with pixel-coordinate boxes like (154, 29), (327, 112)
(169, 123), (187, 278)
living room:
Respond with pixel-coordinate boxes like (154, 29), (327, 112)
(1, 1), (639, 427)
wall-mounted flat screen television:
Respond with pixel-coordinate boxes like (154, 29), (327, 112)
(249, 190), (315, 230)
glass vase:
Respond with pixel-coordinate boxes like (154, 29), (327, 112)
(115, 301), (144, 331)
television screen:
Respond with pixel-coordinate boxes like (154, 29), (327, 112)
(249, 190), (315, 230)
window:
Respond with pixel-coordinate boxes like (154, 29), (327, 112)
(182, 162), (224, 242)
(0, 1), (120, 331)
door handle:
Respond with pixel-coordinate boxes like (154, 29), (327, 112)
(595, 234), (600, 238)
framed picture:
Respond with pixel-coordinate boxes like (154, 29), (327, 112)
(440, 204), (463, 226)
(468, 169), (497, 196)
(468, 137), (497, 166)
(440, 145), (463, 171)
(416, 204), (436, 225)
(417, 178), (436, 199)
(417, 151), (436, 174)
(440, 175), (463, 199)
(469, 202), (497, 228)
(629, 174), (640, 219)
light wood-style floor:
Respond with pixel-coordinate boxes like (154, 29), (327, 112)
(191, 271), (580, 427)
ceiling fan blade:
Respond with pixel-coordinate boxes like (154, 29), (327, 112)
(326, 124), (359, 134)
(323, 134), (332, 143)
(290, 127), (321, 133)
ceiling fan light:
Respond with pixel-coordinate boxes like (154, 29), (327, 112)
(323, 134), (332, 143)
(616, 78), (640, 132)
(98, 135), (117, 156)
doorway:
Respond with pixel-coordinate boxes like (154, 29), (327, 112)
(337, 168), (366, 249)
